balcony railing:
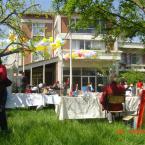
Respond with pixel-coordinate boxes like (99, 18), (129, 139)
(118, 42), (144, 49)
(71, 28), (95, 33)
(120, 64), (145, 72)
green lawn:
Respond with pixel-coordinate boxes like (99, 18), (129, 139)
(0, 108), (145, 145)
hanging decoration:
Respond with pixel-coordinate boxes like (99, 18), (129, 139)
(35, 37), (49, 51)
(63, 49), (97, 60)
(34, 36), (65, 59)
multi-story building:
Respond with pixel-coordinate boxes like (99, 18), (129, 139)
(18, 13), (144, 91)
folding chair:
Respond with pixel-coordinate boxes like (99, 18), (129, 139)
(106, 95), (126, 121)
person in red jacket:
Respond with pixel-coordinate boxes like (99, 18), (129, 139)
(137, 80), (143, 96)
(137, 90), (145, 128)
(100, 80), (125, 123)
(0, 58), (9, 131)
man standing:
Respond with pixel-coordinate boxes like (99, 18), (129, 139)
(20, 72), (28, 93)
(0, 58), (9, 131)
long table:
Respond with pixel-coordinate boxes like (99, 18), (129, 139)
(6, 93), (61, 108)
(56, 93), (141, 120)
(5, 93), (141, 121)
(56, 93), (106, 120)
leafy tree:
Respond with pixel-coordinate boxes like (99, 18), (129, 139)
(119, 71), (145, 85)
(52, 0), (145, 51)
(0, 0), (40, 57)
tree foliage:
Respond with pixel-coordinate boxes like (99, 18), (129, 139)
(52, 0), (145, 44)
(0, 0), (40, 57)
(119, 71), (145, 84)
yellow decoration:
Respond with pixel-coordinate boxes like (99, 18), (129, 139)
(50, 43), (58, 50)
(55, 42), (61, 48)
(49, 37), (53, 42)
(42, 37), (49, 43)
(9, 33), (16, 42)
(35, 46), (47, 51)
(71, 53), (78, 59)
(20, 37), (28, 43)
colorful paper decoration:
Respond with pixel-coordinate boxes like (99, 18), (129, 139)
(63, 50), (97, 60)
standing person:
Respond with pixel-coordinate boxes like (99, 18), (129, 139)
(137, 80), (143, 96)
(0, 58), (11, 132)
(73, 83), (79, 97)
(87, 82), (94, 92)
(63, 78), (69, 96)
(20, 72), (28, 93)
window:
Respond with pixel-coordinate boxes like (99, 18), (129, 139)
(32, 51), (44, 62)
(82, 68), (96, 76)
(85, 41), (91, 50)
(80, 40), (84, 49)
(131, 54), (141, 64)
(96, 19), (107, 34)
(72, 40), (106, 50)
(32, 23), (45, 37)
(74, 40), (91, 50)
(70, 18), (95, 33)
(92, 41), (105, 50)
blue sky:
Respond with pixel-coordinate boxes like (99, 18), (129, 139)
(35, 0), (52, 11)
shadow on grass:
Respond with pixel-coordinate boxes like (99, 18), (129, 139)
(77, 118), (107, 124)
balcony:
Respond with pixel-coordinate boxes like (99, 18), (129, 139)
(120, 64), (145, 72)
(118, 42), (144, 49)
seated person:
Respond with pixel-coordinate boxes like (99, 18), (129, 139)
(42, 84), (49, 94)
(100, 80), (125, 123)
(52, 81), (60, 90)
(25, 85), (32, 93)
(31, 86), (38, 93)
(73, 83), (79, 97)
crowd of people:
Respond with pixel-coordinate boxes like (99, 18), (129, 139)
(18, 73), (144, 98)
(100, 79), (144, 123)
(1, 56), (145, 132)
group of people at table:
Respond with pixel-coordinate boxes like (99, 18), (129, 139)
(100, 79), (145, 126)
(0, 55), (145, 133)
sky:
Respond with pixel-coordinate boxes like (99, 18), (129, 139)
(34, 0), (52, 11)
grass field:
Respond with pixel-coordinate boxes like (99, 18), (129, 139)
(0, 108), (145, 145)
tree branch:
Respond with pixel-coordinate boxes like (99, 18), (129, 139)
(0, 1), (4, 17)
(0, 10), (17, 23)
(94, 4), (145, 34)
(21, 4), (40, 14)
(129, 0), (145, 13)
(0, 42), (29, 54)
(0, 45), (33, 57)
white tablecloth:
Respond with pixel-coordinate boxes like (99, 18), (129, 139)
(56, 93), (141, 120)
(125, 96), (140, 112)
(6, 93), (60, 108)
(56, 93), (106, 120)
